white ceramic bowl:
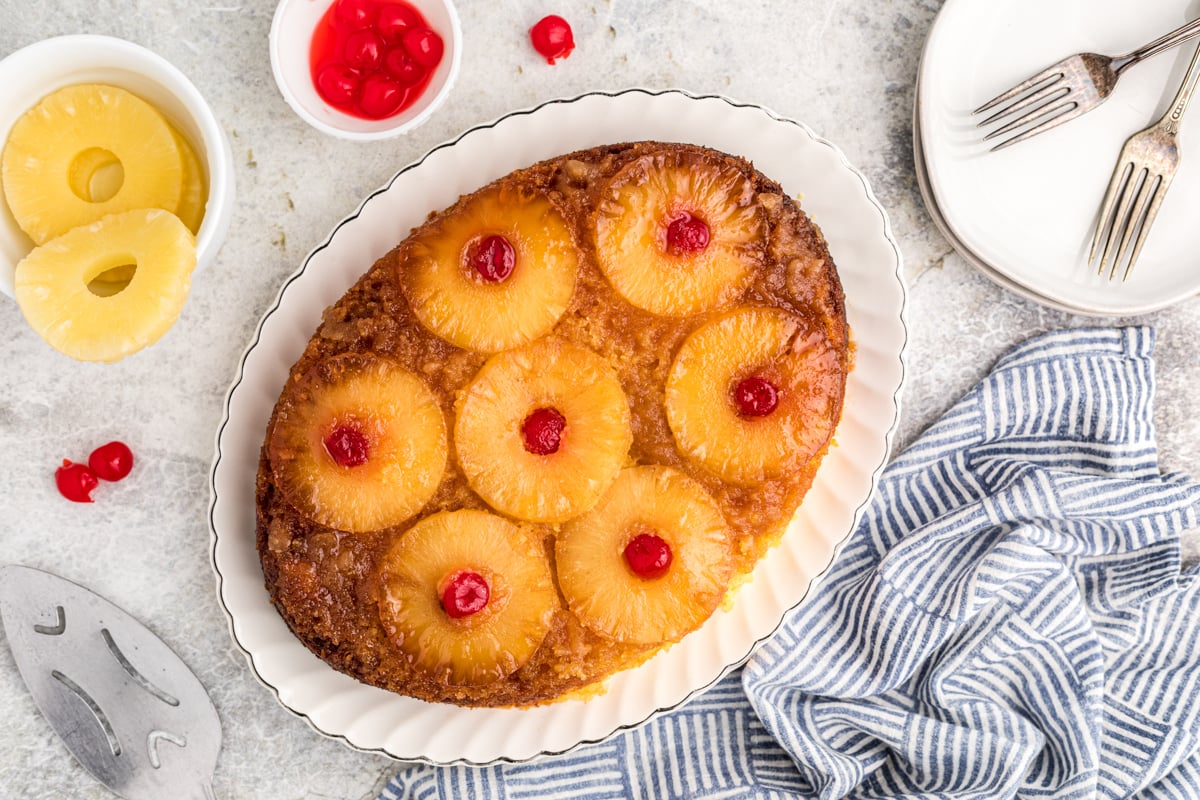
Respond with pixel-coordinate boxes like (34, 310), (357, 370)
(270, 0), (461, 141)
(0, 34), (235, 299)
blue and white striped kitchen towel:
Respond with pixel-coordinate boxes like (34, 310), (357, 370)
(380, 326), (1200, 799)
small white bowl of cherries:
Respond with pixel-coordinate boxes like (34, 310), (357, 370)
(270, 0), (462, 141)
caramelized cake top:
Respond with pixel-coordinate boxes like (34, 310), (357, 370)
(256, 141), (848, 707)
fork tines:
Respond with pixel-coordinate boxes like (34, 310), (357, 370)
(973, 64), (1084, 151)
(1089, 161), (1170, 281)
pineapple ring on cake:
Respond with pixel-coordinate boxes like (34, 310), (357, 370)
(378, 509), (559, 686)
(556, 465), (732, 645)
(2, 84), (185, 245)
(267, 353), (447, 533)
(454, 337), (633, 523)
(14, 208), (196, 363)
(400, 182), (579, 353)
(666, 306), (843, 485)
(592, 147), (766, 316)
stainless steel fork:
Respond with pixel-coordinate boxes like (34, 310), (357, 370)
(974, 16), (1200, 150)
(1089, 41), (1200, 281)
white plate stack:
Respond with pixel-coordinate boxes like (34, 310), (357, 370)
(916, 0), (1200, 316)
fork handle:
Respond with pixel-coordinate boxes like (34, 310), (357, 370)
(1158, 41), (1200, 136)
(1116, 16), (1200, 72)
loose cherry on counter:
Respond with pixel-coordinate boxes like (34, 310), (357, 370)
(530, 15), (575, 64)
(56, 460), (99, 503)
(88, 441), (135, 482)
(55, 440), (135, 502)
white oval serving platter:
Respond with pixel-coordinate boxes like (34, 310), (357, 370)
(209, 88), (907, 765)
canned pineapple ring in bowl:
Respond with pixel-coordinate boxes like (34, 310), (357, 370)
(0, 34), (235, 300)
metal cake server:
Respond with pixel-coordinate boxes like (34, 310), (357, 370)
(0, 565), (220, 800)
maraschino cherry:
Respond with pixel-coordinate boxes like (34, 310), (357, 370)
(467, 235), (516, 283)
(402, 26), (444, 68)
(311, 0), (445, 120)
(521, 407), (566, 455)
(324, 423), (371, 468)
(377, 3), (421, 39)
(665, 211), (710, 255)
(623, 532), (673, 579)
(89, 441), (134, 481)
(55, 440), (137, 503)
(441, 571), (490, 618)
(55, 460), (98, 503)
(530, 15), (574, 64)
(733, 376), (780, 417)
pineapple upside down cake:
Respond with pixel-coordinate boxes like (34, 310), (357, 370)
(257, 141), (849, 707)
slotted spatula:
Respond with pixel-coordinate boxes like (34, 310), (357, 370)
(0, 565), (221, 800)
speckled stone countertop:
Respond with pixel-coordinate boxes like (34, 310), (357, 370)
(2, 1), (1199, 797)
